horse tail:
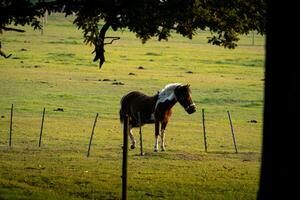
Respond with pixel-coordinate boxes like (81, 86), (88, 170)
(119, 92), (137, 125)
(119, 108), (125, 124)
(119, 94), (127, 124)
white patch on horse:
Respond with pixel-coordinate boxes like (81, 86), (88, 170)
(155, 83), (181, 109)
(154, 135), (159, 152)
(129, 128), (136, 148)
(150, 113), (155, 121)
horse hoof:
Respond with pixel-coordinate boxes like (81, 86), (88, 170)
(154, 149), (158, 152)
(161, 149), (165, 152)
(130, 145), (135, 149)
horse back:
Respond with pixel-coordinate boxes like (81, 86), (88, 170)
(120, 91), (158, 127)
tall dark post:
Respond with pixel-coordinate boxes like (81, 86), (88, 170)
(38, 107), (46, 147)
(227, 111), (238, 153)
(137, 112), (144, 156)
(87, 113), (99, 157)
(9, 104), (13, 147)
(122, 115), (129, 200)
(202, 108), (207, 152)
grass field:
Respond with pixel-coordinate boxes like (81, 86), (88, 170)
(0, 13), (265, 199)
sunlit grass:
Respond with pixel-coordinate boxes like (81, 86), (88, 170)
(0, 13), (264, 199)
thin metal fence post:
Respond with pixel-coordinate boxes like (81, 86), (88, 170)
(38, 107), (46, 147)
(138, 112), (144, 156)
(87, 113), (99, 157)
(202, 108), (208, 152)
(9, 104), (13, 147)
(227, 111), (238, 153)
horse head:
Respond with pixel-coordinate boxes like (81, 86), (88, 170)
(174, 84), (196, 114)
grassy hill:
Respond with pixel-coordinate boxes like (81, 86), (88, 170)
(0, 13), (265, 199)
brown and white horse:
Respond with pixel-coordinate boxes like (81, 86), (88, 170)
(119, 83), (196, 152)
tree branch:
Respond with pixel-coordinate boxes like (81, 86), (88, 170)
(1, 26), (26, 32)
(0, 42), (12, 59)
(104, 37), (120, 45)
(0, 50), (12, 59)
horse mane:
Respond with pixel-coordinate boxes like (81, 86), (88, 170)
(155, 83), (182, 108)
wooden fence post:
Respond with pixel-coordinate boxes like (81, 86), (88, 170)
(38, 107), (46, 147)
(227, 111), (238, 153)
(122, 115), (129, 200)
(87, 113), (99, 157)
(202, 108), (208, 152)
(9, 104), (13, 147)
(137, 112), (144, 156)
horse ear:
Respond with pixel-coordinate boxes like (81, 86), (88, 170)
(185, 84), (190, 88)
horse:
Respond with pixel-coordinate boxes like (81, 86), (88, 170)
(119, 83), (196, 152)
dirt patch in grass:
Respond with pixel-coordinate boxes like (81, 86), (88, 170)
(139, 151), (204, 161)
(171, 152), (204, 161)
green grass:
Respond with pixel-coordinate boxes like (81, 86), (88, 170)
(0, 13), (265, 199)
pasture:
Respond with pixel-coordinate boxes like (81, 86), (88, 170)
(0, 13), (265, 199)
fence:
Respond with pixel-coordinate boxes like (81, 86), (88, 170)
(1, 104), (239, 154)
(1, 103), (241, 200)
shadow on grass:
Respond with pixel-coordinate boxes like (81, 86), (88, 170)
(131, 150), (260, 162)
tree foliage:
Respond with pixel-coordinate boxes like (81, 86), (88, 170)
(1, 0), (266, 68)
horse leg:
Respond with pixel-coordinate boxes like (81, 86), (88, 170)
(154, 121), (160, 152)
(160, 121), (168, 151)
(128, 126), (136, 149)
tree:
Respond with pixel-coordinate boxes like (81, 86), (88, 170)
(1, 0), (266, 68)
(257, 0), (300, 199)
